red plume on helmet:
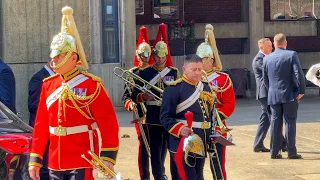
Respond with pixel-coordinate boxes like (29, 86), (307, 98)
(151, 23), (173, 66)
(134, 26), (152, 67)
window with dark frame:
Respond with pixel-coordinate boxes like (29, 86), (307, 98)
(153, 0), (178, 19)
(270, 0), (319, 20)
(136, 0), (144, 15)
(102, 0), (119, 63)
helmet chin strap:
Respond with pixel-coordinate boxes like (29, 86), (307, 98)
(50, 50), (73, 70)
(154, 58), (167, 66)
(202, 57), (212, 66)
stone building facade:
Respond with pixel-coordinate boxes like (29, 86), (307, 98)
(0, 0), (319, 123)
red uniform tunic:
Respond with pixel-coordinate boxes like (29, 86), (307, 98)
(206, 71), (235, 136)
(29, 68), (119, 171)
(207, 70), (235, 180)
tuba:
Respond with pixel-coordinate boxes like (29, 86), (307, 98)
(81, 150), (121, 180)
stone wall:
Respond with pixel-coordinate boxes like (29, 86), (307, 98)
(1, 0), (136, 123)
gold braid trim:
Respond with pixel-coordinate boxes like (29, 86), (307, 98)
(200, 91), (215, 110)
(82, 71), (101, 82)
(60, 81), (102, 120)
(43, 74), (59, 82)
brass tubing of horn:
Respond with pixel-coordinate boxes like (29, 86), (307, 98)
(212, 143), (224, 180)
(81, 151), (117, 178)
(133, 106), (151, 157)
(113, 67), (163, 105)
(208, 151), (218, 180)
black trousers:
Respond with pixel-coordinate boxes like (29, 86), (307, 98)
(147, 124), (169, 180)
(173, 152), (205, 180)
(135, 123), (151, 179)
(49, 169), (92, 180)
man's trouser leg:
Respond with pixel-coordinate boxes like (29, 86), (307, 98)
(170, 152), (180, 180)
(270, 104), (284, 156)
(49, 169), (93, 180)
(254, 98), (270, 149)
(283, 100), (298, 156)
(174, 152), (205, 180)
(210, 143), (226, 180)
(134, 123), (150, 180)
(148, 125), (166, 180)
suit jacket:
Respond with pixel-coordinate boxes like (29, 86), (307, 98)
(0, 59), (16, 113)
(252, 52), (268, 99)
(28, 67), (51, 127)
(263, 48), (306, 105)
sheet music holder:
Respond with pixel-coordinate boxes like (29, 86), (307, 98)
(209, 134), (235, 146)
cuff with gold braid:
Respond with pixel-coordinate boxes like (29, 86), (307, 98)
(100, 147), (118, 165)
(168, 122), (185, 138)
(218, 111), (228, 122)
(124, 99), (132, 111)
(28, 153), (43, 167)
(9, 156), (20, 172)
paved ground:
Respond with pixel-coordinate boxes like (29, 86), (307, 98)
(113, 96), (320, 180)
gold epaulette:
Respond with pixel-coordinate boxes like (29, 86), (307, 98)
(169, 66), (181, 78)
(169, 66), (179, 71)
(216, 71), (233, 92)
(168, 78), (183, 86)
(43, 74), (59, 82)
(82, 71), (101, 82)
(217, 71), (229, 78)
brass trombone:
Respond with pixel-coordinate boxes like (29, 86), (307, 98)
(113, 67), (163, 105)
(81, 150), (121, 180)
(120, 68), (151, 157)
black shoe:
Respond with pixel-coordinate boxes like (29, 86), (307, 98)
(282, 147), (287, 152)
(254, 146), (270, 152)
(288, 154), (303, 159)
(271, 154), (282, 159)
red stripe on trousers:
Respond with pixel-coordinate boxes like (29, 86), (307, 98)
(221, 146), (227, 180)
(134, 123), (144, 178)
(174, 137), (187, 180)
(84, 168), (93, 180)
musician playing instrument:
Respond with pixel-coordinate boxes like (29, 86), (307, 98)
(160, 54), (215, 180)
(28, 6), (119, 180)
(121, 26), (152, 180)
(132, 23), (180, 180)
(196, 24), (235, 180)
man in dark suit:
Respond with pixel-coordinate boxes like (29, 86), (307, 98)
(252, 38), (273, 152)
(28, 61), (55, 127)
(263, 33), (305, 159)
(28, 60), (54, 179)
(0, 59), (16, 113)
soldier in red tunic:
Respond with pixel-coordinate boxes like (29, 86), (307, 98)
(28, 6), (119, 180)
(196, 24), (235, 180)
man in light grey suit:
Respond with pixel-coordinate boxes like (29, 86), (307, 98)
(263, 33), (305, 159)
